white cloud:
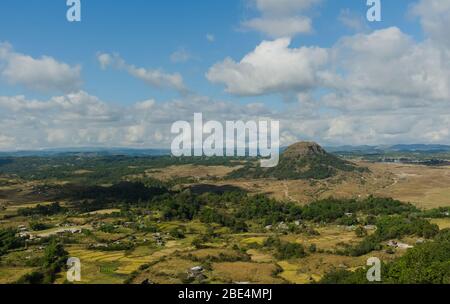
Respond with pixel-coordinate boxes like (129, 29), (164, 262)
(411, 0), (450, 47)
(206, 20), (450, 146)
(0, 134), (15, 150)
(0, 42), (82, 93)
(328, 27), (450, 107)
(209, 26), (450, 106)
(97, 53), (112, 69)
(242, 0), (321, 37)
(170, 48), (191, 63)
(126, 124), (146, 144)
(1, 88), (450, 150)
(207, 38), (328, 96)
(134, 99), (156, 111)
(97, 53), (188, 93)
(0, 91), (276, 150)
(2, 1), (450, 149)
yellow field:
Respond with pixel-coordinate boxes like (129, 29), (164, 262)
(0, 266), (35, 284)
(211, 262), (285, 284)
(135, 164), (239, 181)
(64, 238), (192, 284)
(181, 248), (242, 260)
(369, 163), (450, 209)
(247, 249), (273, 263)
(85, 209), (121, 215)
(431, 218), (450, 230)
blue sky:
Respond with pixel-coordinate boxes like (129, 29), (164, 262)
(0, 0), (422, 105)
(0, 0), (449, 149)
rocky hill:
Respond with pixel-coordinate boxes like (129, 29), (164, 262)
(228, 142), (367, 180)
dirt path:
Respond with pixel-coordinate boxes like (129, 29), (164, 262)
(283, 182), (297, 202)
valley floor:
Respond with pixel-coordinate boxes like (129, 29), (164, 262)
(144, 162), (450, 209)
(1, 161), (450, 284)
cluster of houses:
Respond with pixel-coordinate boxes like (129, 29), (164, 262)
(55, 228), (82, 235)
(153, 233), (165, 247)
(186, 266), (253, 284)
(345, 224), (377, 232)
(16, 225), (38, 240)
(265, 220), (302, 231)
(187, 266), (207, 281)
(88, 231), (165, 250)
(30, 185), (51, 197)
(15, 223), (83, 241)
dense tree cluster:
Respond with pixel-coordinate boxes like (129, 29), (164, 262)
(0, 155), (241, 184)
(321, 229), (450, 284)
(264, 237), (307, 260)
(199, 208), (248, 232)
(18, 202), (65, 217)
(228, 153), (368, 180)
(301, 196), (418, 223)
(0, 228), (25, 256)
(159, 192), (202, 221)
(235, 194), (302, 225)
(340, 215), (439, 257)
(16, 239), (68, 284)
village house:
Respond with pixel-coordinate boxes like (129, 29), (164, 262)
(187, 266), (207, 281)
(387, 240), (413, 249)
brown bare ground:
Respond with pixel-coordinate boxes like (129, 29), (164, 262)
(143, 164), (239, 181)
(211, 262), (285, 284)
(152, 162), (450, 209)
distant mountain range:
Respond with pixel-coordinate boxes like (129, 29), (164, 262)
(1, 144), (450, 157)
(325, 144), (450, 154)
(0, 147), (171, 157)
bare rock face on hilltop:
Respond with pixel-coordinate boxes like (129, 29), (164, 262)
(282, 142), (327, 158)
(228, 142), (368, 180)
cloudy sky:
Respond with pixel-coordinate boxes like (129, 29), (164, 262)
(0, 0), (449, 150)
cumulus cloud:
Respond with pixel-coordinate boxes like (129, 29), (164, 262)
(2, 1), (450, 149)
(1, 88), (450, 150)
(327, 27), (450, 109)
(411, 0), (450, 47)
(97, 52), (188, 94)
(206, 38), (328, 96)
(209, 26), (450, 105)
(242, 0), (321, 38)
(0, 42), (82, 93)
(275, 109), (450, 146)
(206, 19), (450, 146)
(0, 91), (277, 150)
